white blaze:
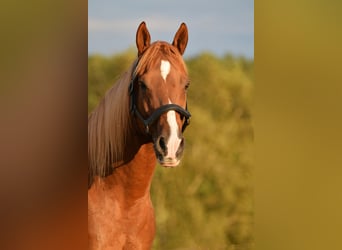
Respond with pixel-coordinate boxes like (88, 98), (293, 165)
(166, 99), (181, 160)
(160, 60), (170, 81)
(160, 60), (181, 160)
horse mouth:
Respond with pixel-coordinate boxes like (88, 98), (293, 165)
(157, 157), (180, 168)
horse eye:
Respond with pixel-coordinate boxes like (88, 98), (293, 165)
(185, 82), (190, 90)
(138, 81), (148, 91)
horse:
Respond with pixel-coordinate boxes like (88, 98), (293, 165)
(88, 21), (191, 250)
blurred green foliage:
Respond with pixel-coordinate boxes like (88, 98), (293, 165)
(88, 49), (254, 250)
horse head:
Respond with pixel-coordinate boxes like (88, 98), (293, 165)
(130, 21), (191, 167)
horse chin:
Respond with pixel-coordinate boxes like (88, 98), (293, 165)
(157, 158), (180, 168)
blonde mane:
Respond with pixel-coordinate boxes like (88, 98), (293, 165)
(88, 42), (187, 181)
(88, 62), (134, 179)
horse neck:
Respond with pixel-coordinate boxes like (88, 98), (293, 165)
(123, 137), (156, 198)
(105, 131), (157, 206)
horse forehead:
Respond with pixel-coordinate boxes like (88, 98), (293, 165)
(143, 56), (186, 89)
(145, 60), (173, 81)
(155, 59), (185, 78)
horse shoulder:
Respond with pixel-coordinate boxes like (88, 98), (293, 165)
(88, 179), (155, 250)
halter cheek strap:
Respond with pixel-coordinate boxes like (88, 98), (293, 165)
(128, 67), (191, 134)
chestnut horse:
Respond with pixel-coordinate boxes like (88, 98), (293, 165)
(88, 22), (191, 249)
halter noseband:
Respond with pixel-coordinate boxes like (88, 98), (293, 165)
(128, 62), (191, 134)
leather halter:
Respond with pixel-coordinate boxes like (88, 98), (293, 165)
(128, 61), (191, 134)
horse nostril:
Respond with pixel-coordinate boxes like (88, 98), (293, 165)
(158, 136), (167, 154)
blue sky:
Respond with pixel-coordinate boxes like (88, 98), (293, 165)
(88, 0), (254, 58)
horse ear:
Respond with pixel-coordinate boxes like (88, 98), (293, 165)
(172, 23), (188, 55)
(136, 21), (151, 56)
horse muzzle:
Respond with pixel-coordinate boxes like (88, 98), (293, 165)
(154, 135), (185, 167)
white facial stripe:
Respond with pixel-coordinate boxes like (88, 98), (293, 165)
(166, 110), (181, 159)
(162, 63), (179, 159)
(160, 60), (171, 81)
